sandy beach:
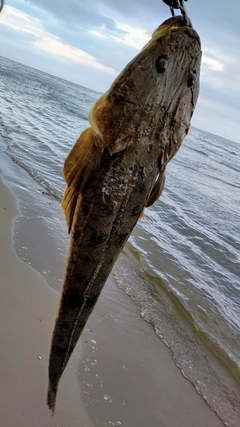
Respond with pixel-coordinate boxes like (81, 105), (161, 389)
(0, 164), (226, 427)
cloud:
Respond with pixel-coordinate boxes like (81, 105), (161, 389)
(34, 37), (116, 74)
(1, 4), (46, 36)
(0, 6), (117, 75)
(89, 22), (150, 51)
(192, 96), (240, 143)
(200, 37), (240, 102)
(25, 0), (118, 29)
(201, 48), (224, 73)
(1, 0), (240, 142)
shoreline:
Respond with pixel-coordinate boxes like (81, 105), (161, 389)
(0, 170), (94, 426)
(0, 158), (227, 427)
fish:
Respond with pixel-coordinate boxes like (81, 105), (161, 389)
(47, 15), (201, 412)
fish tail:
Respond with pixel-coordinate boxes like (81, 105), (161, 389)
(62, 127), (104, 233)
(47, 382), (57, 414)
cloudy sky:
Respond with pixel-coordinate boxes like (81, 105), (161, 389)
(0, 0), (239, 142)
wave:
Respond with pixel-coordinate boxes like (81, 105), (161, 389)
(114, 242), (240, 426)
(1, 55), (240, 425)
(7, 151), (63, 201)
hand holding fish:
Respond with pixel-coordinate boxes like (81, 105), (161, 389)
(47, 15), (201, 413)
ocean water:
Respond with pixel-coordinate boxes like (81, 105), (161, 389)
(0, 55), (239, 425)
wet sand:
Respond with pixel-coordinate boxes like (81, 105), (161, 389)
(0, 168), (225, 427)
(0, 173), (93, 427)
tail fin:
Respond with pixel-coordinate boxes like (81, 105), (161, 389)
(47, 383), (57, 415)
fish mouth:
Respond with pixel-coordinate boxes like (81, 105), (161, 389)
(160, 15), (192, 29)
(159, 16), (201, 50)
(153, 15), (193, 39)
(142, 16), (195, 53)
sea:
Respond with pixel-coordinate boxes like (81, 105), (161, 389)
(0, 55), (239, 426)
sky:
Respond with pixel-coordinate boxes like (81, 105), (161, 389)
(0, 0), (239, 143)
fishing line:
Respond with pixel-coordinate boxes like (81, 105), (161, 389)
(163, 0), (188, 17)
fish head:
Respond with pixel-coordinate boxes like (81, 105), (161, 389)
(89, 16), (201, 164)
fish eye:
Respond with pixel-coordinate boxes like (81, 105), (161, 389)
(155, 56), (168, 73)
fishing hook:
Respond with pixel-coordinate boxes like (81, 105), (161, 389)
(0, 0), (4, 13)
(163, 0), (188, 18)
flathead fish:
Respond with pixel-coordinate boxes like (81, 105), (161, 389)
(47, 16), (201, 412)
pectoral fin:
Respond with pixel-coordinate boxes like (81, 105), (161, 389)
(62, 127), (104, 233)
(138, 170), (166, 221)
(145, 169), (166, 208)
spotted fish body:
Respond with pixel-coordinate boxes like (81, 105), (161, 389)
(47, 16), (201, 412)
